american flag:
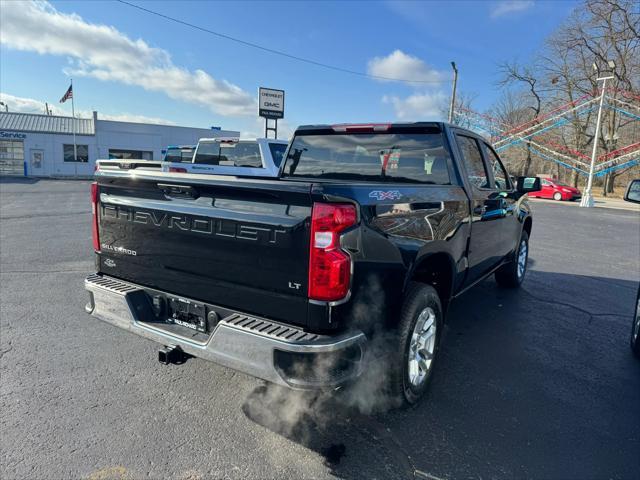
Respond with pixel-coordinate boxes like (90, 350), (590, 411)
(59, 85), (73, 103)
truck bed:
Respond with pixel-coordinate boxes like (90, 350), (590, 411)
(95, 169), (314, 328)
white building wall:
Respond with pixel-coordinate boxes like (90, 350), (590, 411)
(6, 114), (238, 177)
(22, 132), (97, 176)
(95, 119), (236, 165)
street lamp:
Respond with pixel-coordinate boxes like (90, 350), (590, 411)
(580, 60), (615, 208)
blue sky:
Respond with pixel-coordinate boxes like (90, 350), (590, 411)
(0, 0), (580, 137)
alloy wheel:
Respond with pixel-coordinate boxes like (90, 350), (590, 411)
(408, 307), (437, 387)
(517, 239), (528, 279)
(633, 297), (640, 345)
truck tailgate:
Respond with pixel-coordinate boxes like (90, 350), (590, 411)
(96, 175), (313, 327)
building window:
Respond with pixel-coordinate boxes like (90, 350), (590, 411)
(63, 144), (89, 162)
(109, 149), (153, 160)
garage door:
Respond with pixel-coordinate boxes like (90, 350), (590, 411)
(0, 140), (24, 176)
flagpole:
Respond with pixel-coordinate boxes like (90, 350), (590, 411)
(70, 79), (78, 176)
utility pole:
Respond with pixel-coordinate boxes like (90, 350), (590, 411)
(448, 61), (458, 124)
(580, 61), (615, 208)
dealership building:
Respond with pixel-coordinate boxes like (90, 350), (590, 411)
(0, 111), (239, 177)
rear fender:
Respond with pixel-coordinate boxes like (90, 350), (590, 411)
(404, 243), (457, 315)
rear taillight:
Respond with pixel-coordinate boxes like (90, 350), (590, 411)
(169, 166), (187, 173)
(91, 182), (100, 251)
(308, 203), (357, 301)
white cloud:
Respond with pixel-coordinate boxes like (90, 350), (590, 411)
(382, 91), (447, 121)
(367, 50), (445, 84)
(0, 92), (64, 115)
(369, 51), (447, 121)
(0, 1), (256, 117)
(0, 92), (175, 125)
(490, 1), (535, 18)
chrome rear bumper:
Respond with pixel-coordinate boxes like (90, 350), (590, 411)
(84, 274), (366, 388)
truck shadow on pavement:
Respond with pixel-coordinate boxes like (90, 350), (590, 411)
(242, 269), (640, 480)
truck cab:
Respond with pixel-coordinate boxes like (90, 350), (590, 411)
(163, 137), (288, 177)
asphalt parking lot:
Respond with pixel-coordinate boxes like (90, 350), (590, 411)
(1, 178), (639, 480)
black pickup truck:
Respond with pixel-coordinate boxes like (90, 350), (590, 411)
(85, 122), (540, 405)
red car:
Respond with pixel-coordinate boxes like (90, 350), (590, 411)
(529, 178), (581, 201)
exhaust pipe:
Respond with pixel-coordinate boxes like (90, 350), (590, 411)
(158, 345), (190, 365)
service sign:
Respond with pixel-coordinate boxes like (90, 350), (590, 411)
(259, 88), (285, 119)
(0, 131), (26, 139)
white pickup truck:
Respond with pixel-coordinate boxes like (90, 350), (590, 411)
(163, 137), (288, 177)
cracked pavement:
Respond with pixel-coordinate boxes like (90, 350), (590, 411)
(1, 178), (639, 479)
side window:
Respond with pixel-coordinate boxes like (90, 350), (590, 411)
(222, 142), (262, 168)
(193, 142), (261, 167)
(456, 135), (489, 189)
(483, 143), (511, 190)
(193, 143), (220, 165)
(541, 179), (550, 186)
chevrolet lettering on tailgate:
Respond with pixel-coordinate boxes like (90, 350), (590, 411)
(101, 204), (288, 245)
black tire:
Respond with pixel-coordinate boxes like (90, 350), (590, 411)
(631, 288), (640, 358)
(388, 282), (443, 406)
(553, 192), (563, 201)
(495, 230), (529, 288)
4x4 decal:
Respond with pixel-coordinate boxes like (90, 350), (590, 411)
(369, 190), (402, 201)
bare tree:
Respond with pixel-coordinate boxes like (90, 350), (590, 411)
(497, 61), (546, 176)
(564, 0), (640, 194)
(489, 91), (536, 175)
(492, 0), (640, 192)
(442, 91), (478, 125)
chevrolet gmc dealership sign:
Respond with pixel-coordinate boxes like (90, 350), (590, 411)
(259, 88), (285, 119)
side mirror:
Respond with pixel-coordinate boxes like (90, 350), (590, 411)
(624, 179), (640, 204)
(516, 176), (541, 193)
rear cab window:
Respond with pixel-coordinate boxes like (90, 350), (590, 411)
(282, 127), (453, 184)
(164, 147), (194, 163)
(193, 141), (262, 168)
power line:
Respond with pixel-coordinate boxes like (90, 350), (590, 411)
(115, 0), (447, 85)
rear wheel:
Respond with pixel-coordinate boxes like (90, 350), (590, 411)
(553, 192), (563, 201)
(495, 230), (529, 288)
(388, 283), (443, 406)
(631, 290), (640, 358)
